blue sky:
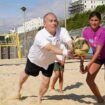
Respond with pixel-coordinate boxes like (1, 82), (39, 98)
(0, 0), (71, 33)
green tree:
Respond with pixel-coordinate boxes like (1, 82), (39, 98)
(66, 5), (105, 30)
(95, 5), (105, 13)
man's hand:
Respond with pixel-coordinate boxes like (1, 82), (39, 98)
(62, 49), (82, 59)
(68, 52), (81, 59)
(66, 50), (76, 58)
(62, 49), (73, 57)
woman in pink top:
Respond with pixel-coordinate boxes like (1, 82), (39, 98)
(83, 11), (105, 103)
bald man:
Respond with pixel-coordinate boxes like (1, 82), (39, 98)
(14, 12), (73, 103)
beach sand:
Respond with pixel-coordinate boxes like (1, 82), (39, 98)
(0, 59), (105, 105)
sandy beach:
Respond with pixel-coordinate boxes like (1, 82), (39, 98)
(0, 59), (105, 105)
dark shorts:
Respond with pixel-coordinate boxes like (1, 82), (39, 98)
(53, 62), (64, 71)
(25, 58), (54, 77)
(94, 58), (105, 65)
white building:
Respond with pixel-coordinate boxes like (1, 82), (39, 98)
(17, 17), (43, 34)
(69, 0), (105, 15)
(9, 28), (16, 34)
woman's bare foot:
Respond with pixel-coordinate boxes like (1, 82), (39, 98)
(97, 98), (104, 103)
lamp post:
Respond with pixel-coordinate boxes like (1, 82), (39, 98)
(21, 6), (27, 57)
(64, 0), (67, 29)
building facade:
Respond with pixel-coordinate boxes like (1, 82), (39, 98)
(17, 17), (43, 34)
(69, 0), (105, 15)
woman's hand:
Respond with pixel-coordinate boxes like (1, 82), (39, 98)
(84, 63), (92, 72)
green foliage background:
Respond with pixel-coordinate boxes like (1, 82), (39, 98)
(66, 5), (105, 30)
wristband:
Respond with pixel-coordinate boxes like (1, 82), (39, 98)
(62, 49), (68, 56)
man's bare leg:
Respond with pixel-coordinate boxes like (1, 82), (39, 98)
(14, 71), (29, 99)
(38, 75), (50, 103)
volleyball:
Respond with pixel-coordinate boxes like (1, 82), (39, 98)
(72, 37), (90, 56)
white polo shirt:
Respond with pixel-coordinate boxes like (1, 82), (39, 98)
(28, 27), (71, 69)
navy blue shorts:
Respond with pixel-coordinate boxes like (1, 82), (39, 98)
(25, 58), (54, 77)
(94, 59), (105, 65)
